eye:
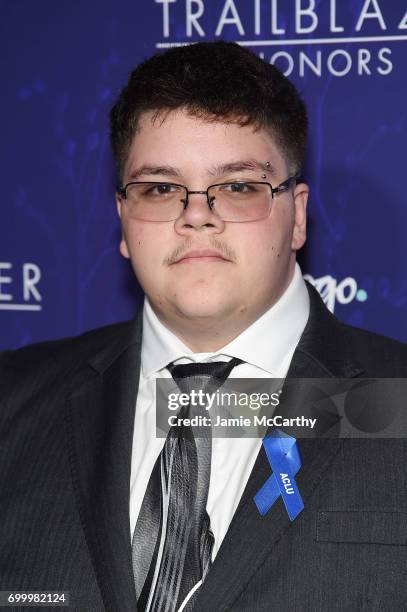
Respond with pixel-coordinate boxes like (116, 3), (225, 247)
(220, 182), (259, 194)
(229, 182), (251, 193)
(221, 182), (251, 193)
(147, 183), (177, 196)
(138, 183), (184, 199)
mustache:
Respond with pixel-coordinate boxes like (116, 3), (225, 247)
(164, 238), (237, 265)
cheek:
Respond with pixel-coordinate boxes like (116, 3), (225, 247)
(124, 224), (153, 257)
(240, 213), (294, 266)
(123, 224), (172, 278)
(241, 229), (279, 261)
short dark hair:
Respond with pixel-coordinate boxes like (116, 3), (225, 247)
(110, 41), (307, 179)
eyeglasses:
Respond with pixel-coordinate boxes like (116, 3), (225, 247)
(117, 176), (299, 222)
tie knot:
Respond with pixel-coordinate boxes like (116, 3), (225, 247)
(167, 357), (243, 394)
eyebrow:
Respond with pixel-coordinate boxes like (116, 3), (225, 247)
(208, 159), (276, 177)
(127, 165), (180, 180)
(126, 159), (277, 182)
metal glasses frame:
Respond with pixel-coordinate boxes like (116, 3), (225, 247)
(119, 175), (298, 202)
(117, 175), (299, 221)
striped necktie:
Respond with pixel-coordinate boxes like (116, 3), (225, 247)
(132, 357), (242, 611)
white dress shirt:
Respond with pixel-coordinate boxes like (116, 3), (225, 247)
(129, 263), (310, 559)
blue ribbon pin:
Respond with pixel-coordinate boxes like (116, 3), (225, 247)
(254, 429), (304, 521)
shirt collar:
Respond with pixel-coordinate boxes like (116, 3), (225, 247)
(141, 262), (309, 377)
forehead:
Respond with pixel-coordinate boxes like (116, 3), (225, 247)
(123, 109), (288, 181)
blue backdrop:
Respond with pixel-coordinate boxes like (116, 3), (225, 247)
(1, 0), (406, 349)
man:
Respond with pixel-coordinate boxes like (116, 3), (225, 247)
(1, 42), (406, 612)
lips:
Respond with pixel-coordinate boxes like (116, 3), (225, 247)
(174, 249), (230, 264)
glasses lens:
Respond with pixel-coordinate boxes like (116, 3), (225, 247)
(124, 183), (186, 221)
(208, 182), (272, 221)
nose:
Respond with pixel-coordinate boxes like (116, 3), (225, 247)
(174, 191), (225, 235)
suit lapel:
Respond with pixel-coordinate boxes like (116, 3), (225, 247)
(65, 313), (143, 612)
(194, 283), (364, 612)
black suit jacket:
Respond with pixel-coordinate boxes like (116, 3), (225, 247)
(1, 284), (407, 611)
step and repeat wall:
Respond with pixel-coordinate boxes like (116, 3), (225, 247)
(1, 0), (406, 349)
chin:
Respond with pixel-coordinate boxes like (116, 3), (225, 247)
(172, 295), (233, 321)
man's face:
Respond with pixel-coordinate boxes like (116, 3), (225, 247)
(117, 109), (308, 348)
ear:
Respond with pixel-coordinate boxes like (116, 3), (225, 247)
(116, 193), (131, 259)
(291, 182), (309, 251)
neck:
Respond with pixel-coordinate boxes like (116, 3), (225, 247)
(155, 313), (254, 353)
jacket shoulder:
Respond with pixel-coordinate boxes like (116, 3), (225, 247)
(340, 322), (407, 376)
(0, 319), (137, 392)
(301, 281), (407, 377)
